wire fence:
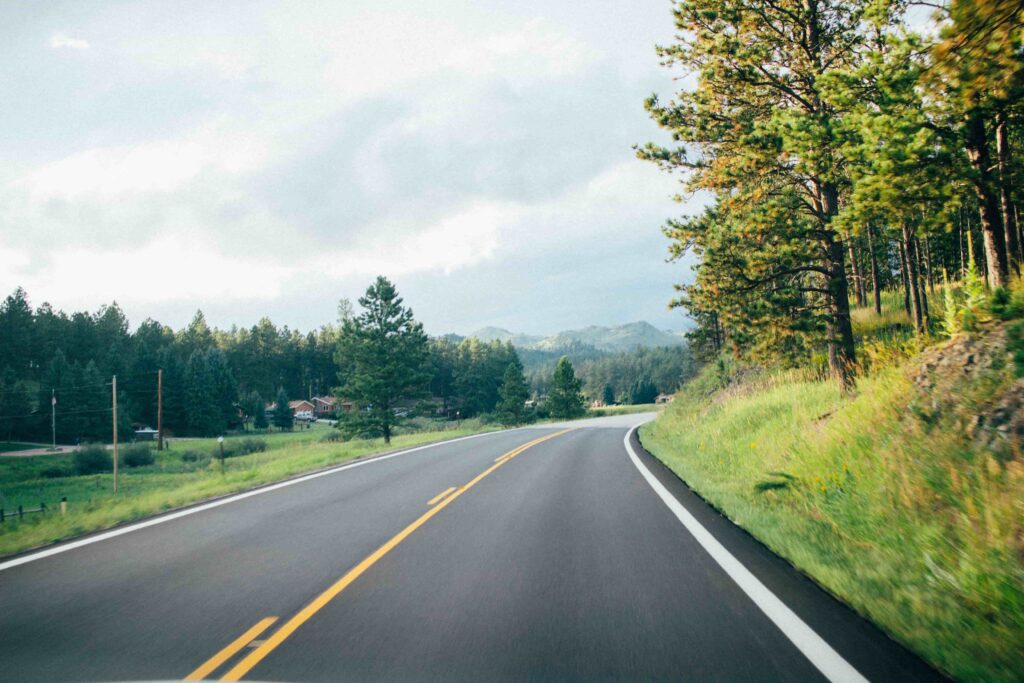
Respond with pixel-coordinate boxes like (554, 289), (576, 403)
(0, 501), (53, 523)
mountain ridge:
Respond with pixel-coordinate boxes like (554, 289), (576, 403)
(467, 321), (685, 353)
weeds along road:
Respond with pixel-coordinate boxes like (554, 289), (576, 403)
(0, 414), (942, 682)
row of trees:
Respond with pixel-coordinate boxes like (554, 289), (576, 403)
(0, 280), (597, 442)
(522, 345), (696, 404)
(640, 0), (1023, 384)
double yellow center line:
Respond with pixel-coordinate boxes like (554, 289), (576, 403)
(186, 428), (572, 681)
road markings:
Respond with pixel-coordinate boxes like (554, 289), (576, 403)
(427, 486), (457, 505)
(0, 430), (518, 573)
(217, 429), (572, 681)
(623, 427), (868, 683)
(185, 617), (278, 681)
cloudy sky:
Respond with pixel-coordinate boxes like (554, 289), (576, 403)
(0, 0), (705, 336)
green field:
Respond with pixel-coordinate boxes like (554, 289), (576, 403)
(640, 297), (1023, 682)
(0, 420), (497, 558)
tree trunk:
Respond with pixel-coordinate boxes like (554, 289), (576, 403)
(924, 235), (935, 295)
(860, 246), (869, 303)
(898, 239), (912, 316)
(914, 236), (930, 327)
(964, 111), (1008, 287)
(1017, 203), (1023, 264)
(846, 232), (865, 307)
(820, 182), (856, 390)
(902, 224), (924, 334)
(996, 109), (1020, 269)
(958, 209), (967, 277)
(867, 225), (882, 314)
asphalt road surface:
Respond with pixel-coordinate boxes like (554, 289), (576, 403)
(0, 414), (944, 682)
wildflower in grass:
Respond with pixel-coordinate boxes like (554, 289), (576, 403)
(750, 442), (756, 449)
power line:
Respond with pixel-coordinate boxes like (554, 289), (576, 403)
(0, 370), (161, 397)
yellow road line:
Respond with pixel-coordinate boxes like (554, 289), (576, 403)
(427, 486), (457, 506)
(218, 429), (571, 681)
(185, 616), (278, 681)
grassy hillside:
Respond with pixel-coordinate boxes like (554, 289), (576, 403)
(640, 295), (1023, 681)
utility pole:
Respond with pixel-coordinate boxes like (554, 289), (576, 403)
(50, 389), (56, 452)
(112, 375), (119, 493)
(157, 369), (163, 451)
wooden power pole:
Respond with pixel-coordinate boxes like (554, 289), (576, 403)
(112, 375), (119, 493)
(157, 368), (163, 451)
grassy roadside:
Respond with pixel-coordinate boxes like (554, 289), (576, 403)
(640, 309), (1023, 681)
(0, 420), (497, 558)
(586, 403), (660, 417)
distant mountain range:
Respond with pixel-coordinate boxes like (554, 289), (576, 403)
(467, 321), (685, 353)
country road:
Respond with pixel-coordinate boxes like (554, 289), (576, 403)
(0, 414), (943, 682)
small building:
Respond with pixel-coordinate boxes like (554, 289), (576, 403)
(288, 400), (316, 415)
(312, 396), (337, 417)
(134, 427), (159, 442)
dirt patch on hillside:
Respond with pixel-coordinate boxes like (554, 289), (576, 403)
(911, 323), (1021, 459)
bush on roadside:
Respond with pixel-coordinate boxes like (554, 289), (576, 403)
(239, 437), (267, 454)
(213, 436), (267, 459)
(180, 449), (207, 463)
(41, 465), (71, 478)
(122, 443), (155, 468)
(73, 444), (112, 475)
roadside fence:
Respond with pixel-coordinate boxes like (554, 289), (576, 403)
(0, 497), (67, 523)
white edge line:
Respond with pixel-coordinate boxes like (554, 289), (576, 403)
(623, 426), (868, 683)
(0, 429), (514, 572)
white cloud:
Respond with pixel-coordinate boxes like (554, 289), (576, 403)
(0, 237), (290, 308)
(49, 32), (90, 50)
(0, 200), (509, 312)
(444, 18), (600, 89)
(11, 129), (267, 202)
(315, 201), (512, 278)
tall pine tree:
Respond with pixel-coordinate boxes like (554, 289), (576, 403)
(495, 359), (531, 426)
(272, 388), (293, 431)
(335, 277), (429, 444)
(640, 0), (869, 387)
(547, 357), (586, 419)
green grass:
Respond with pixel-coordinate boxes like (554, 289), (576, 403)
(586, 403), (661, 417)
(640, 311), (1023, 681)
(0, 421), (498, 557)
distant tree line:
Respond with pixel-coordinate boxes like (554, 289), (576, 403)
(0, 287), (342, 441)
(0, 280), (669, 443)
(525, 345), (697, 405)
